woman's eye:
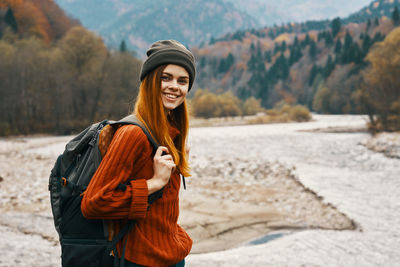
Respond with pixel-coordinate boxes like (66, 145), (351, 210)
(179, 79), (188, 84)
(161, 76), (169, 81)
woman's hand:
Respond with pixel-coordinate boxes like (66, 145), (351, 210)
(147, 146), (176, 195)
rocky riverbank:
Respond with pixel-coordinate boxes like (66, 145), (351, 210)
(1, 115), (398, 267)
(363, 132), (400, 159)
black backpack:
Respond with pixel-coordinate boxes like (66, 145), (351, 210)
(48, 115), (163, 267)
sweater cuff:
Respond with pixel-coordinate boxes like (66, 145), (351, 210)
(128, 179), (148, 220)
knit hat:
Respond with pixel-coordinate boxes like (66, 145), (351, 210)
(140, 40), (196, 90)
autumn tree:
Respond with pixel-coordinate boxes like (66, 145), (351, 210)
(58, 26), (107, 128)
(217, 91), (242, 117)
(96, 51), (142, 120)
(190, 89), (259, 118)
(242, 96), (264, 115)
(312, 86), (331, 113)
(190, 89), (220, 118)
(361, 27), (400, 131)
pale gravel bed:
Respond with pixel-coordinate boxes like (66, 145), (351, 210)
(0, 115), (399, 267)
(186, 115), (400, 266)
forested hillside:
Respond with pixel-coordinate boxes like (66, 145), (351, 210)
(192, 0), (400, 130)
(0, 0), (79, 42)
(0, 0), (143, 135)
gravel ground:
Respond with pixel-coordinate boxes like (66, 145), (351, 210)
(0, 114), (399, 267)
(186, 115), (400, 266)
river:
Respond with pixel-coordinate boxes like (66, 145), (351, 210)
(186, 114), (400, 266)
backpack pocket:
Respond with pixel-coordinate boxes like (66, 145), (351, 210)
(60, 194), (105, 239)
(61, 238), (113, 267)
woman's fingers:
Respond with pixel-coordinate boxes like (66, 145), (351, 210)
(162, 154), (173, 161)
(155, 146), (169, 157)
(155, 146), (174, 162)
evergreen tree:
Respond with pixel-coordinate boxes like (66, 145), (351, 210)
(340, 31), (354, 64)
(373, 32), (385, 43)
(287, 23), (293, 33)
(344, 31), (353, 50)
(362, 34), (372, 56)
(247, 54), (258, 72)
(293, 36), (299, 47)
(199, 56), (207, 68)
(331, 17), (341, 37)
(317, 31), (324, 42)
(352, 43), (363, 64)
(281, 41), (287, 52)
(209, 37), (216, 45)
(302, 34), (311, 47)
(277, 54), (289, 79)
(5, 7), (18, 32)
(325, 32), (334, 46)
(334, 39), (342, 54)
(289, 46), (302, 66)
(250, 42), (256, 53)
(264, 50), (272, 63)
(323, 55), (335, 78)
(366, 19), (371, 31)
(308, 64), (319, 86)
(268, 30), (275, 39)
(374, 17), (379, 26)
(392, 6), (400, 25)
(218, 53), (235, 73)
(309, 40), (317, 59)
(119, 40), (127, 52)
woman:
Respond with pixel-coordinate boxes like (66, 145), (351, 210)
(81, 40), (196, 267)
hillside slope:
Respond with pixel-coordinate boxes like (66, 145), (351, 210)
(192, 0), (400, 114)
(0, 0), (79, 42)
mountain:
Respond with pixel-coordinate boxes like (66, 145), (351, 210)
(191, 0), (400, 114)
(53, 0), (135, 31)
(344, 0), (400, 23)
(223, 0), (372, 26)
(55, 0), (259, 55)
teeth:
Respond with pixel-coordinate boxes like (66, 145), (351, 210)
(166, 94), (178, 99)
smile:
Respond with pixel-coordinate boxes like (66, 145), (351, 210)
(164, 93), (179, 99)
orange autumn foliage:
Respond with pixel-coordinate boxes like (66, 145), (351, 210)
(0, 0), (78, 43)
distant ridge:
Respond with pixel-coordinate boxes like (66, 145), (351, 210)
(55, 0), (259, 55)
(344, 0), (400, 23)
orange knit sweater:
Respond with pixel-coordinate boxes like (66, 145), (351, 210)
(81, 124), (192, 267)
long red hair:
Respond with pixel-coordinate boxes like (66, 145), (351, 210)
(134, 65), (190, 177)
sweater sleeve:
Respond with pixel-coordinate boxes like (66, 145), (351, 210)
(81, 125), (152, 220)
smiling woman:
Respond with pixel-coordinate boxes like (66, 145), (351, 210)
(161, 64), (190, 112)
(81, 40), (196, 267)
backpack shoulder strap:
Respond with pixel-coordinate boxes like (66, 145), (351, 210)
(111, 114), (159, 151)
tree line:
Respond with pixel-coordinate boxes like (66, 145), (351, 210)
(189, 89), (311, 123)
(0, 27), (141, 135)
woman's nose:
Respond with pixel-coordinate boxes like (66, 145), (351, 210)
(168, 80), (179, 89)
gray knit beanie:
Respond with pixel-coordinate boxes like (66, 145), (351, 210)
(140, 40), (196, 90)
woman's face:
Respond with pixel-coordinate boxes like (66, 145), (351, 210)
(160, 64), (189, 112)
